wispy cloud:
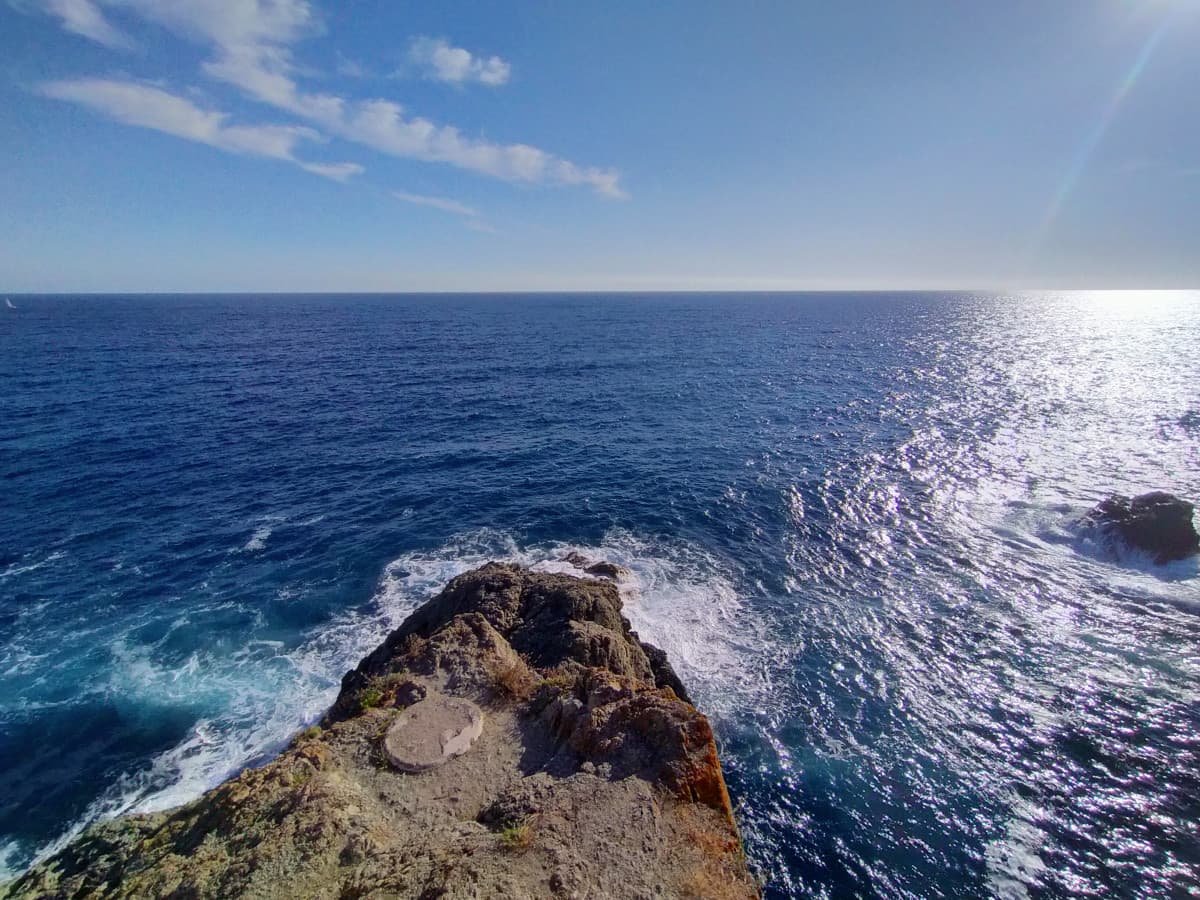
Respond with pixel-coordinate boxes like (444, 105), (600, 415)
(392, 190), (479, 218)
(203, 43), (623, 196)
(25, 0), (625, 197)
(392, 190), (497, 232)
(335, 53), (367, 78)
(407, 36), (510, 87)
(298, 160), (363, 181)
(40, 77), (362, 180)
(42, 0), (129, 47)
(119, 0), (317, 50)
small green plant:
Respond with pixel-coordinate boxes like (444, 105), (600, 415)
(299, 725), (322, 740)
(357, 685), (384, 710)
(497, 818), (535, 852)
(289, 769), (312, 788)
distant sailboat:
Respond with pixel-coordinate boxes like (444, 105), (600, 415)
(4, 299), (14, 309)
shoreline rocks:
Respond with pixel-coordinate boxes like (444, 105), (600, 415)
(1084, 491), (1200, 564)
(5, 564), (756, 899)
(560, 552), (633, 582)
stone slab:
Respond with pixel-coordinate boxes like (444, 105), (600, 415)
(384, 695), (484, 773)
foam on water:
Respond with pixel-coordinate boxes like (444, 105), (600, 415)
(0, 551), (66, 581)
(18, 527), (756, 877)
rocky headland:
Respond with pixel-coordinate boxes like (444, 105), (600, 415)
(4, 563), (757, 899)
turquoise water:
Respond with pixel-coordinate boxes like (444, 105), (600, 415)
(2, 292), (1198, 897)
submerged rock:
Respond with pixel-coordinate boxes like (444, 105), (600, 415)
(5, 564), (752, 899)
(1085, 491), (1200, 564)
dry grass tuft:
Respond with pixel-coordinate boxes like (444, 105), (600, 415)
(675, 805), (755, 899)
(497, 817), (536, 853)
(679, 868), (751, 900)
(492, 658), (538, 701)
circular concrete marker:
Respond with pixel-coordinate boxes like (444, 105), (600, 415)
(384, 695), (484, 773)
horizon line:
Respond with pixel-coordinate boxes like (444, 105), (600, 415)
(4, 287), (1197, 297)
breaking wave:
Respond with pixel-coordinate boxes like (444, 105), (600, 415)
(18, 528), (756, 877)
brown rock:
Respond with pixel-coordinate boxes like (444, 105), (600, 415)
(6, 565), (756, 899)
(584, 560), (632, 581)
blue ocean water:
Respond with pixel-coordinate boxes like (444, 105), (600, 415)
(1, 292), (1198, 897)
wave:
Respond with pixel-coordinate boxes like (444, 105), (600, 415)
(0, 550), (66, 581)
(239, 516), (288, 553)
(16, 528), (756, 878)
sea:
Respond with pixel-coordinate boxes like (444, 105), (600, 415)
(1, 292), (1198, 898)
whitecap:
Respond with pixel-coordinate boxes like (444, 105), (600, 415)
(0, 839), (24, 883)
(242, 525), (273, 552)
(0, 550), (66, 580)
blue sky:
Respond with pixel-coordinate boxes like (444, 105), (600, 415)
(1, 0), (1198, 291)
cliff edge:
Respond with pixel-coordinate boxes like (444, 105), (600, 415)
(5, 563), (758, 899)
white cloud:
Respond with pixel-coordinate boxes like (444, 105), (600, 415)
(392, 190), (479, 218)
(43, 0), (129, 47)
(199, 44), (624, 195)
(392, 190), (497, 233)
(407, 36), (510, 87)
(28, 0), (625, 196)
(113, 0), (317, 49)
(297, 160), (363, 181)
(31, 0), (316, 50)
(40, 77), (361, 180)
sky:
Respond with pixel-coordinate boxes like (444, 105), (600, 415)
(1, 0), (1198, 292)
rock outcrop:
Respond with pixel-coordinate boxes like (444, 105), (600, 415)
(5, 564), (755, 899)
(1084, 491), (1200, 564)
(560, 552), (633, 583)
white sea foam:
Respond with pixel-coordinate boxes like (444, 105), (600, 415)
(971, 494), (1200, 604)
(26, 528), (757, 876)
(0, 839), (22, 883)
(0, 550), (66, 580)
(242, 524), (274, 552)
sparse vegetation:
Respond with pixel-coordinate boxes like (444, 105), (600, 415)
(675, 807), (750, 899)
(680, 868), (748, 900)
(356, 673), (415, 712)
(492, 657), (537, 701)
(497, 817), (535, 852)
(396, 632), (428, 657)
(357, 685), (384, 710)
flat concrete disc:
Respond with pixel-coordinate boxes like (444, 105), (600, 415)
(384, 695), (484, 773)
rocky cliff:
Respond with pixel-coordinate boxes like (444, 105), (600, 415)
(5, 563), (758, 899)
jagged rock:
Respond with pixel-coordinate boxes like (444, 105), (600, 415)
(641, 638), (691, 702)
(334, 563), (660, 716)
(560, 552), (632, 581)
(586, 561), (631, 580)
(1085, 491), (1200, 564)
(5, 565), (755, 899)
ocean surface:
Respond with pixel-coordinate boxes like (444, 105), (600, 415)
(1, 292), (1198, 898)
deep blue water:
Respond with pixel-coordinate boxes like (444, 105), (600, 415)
(2, 292), (1199, 898)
